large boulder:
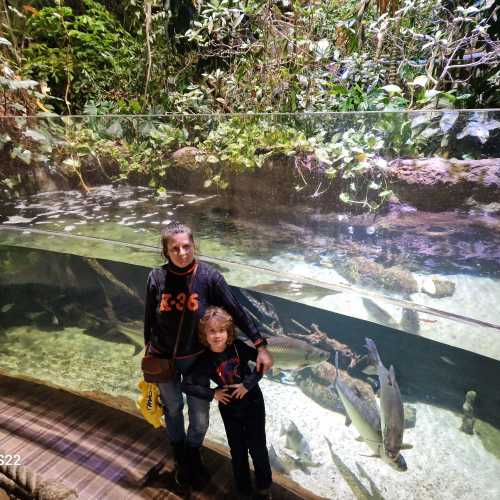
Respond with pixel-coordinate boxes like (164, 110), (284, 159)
(387, 157), (500, 211)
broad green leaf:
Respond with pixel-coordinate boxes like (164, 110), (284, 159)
(8, 79), (39, 90)
(24, 129), (48, 143)
(62, 158), (81, 168)
(382, 85), (402, 94)
(411, 75), (428, 88)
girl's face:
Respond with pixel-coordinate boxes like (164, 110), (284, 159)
(166, 232), (195, 268)
(205, 319), (229, 353)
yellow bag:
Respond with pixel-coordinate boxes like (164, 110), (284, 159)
(136, 379), (165, 428)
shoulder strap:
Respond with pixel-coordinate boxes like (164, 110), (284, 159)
(172, 262), (198, 359)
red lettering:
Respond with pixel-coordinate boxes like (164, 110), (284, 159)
(159, 293), (172, 312)
(175, 292), (186, 311)
(187, 293), (199, 311)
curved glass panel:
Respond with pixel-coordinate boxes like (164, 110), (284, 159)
(2, 112), (500, 339)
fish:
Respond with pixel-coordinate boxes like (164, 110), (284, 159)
(113, 320), (146, 355)
(365, 338), (411, 465)
(1, 303), (14, 313)
(268, 445), (290, 475)
(241, 290), (281, 323)
(440, 356), (456, 366)
(324, 437), (384, 500)
(265, 336), (330, 370)
(85, 314), (144, 355)
(268, 445), (320, 476)
(251, 280), (337, 300)
(280, 421), (313, 461)
(281, 450), (321, 476)
(332, 351), (407, 472)
(362, 298), (399, 329)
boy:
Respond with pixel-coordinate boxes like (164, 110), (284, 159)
(181, 306), (272, 499)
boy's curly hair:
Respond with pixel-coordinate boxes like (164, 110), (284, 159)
(198, 306), (236, 347)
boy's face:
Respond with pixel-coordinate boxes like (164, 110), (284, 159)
(205, 319), (228, 353)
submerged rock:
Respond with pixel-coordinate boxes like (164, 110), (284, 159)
(172, 147), (202, 170)
(295, 362), (380, 416)
(333, 256), (419, 295)
(421, 277), (456, 298)
(401, 308), (420, 335)
(295, 373), (345, 414)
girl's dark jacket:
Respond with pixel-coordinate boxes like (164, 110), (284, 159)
(143, 260), (265, 358)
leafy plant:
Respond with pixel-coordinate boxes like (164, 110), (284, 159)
(22, 0), (141, 112)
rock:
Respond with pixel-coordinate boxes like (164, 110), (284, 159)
(38, 479), (79, 500)
(421, 277), (456, 298)
(459, 390), (477, 435)
(296, 363), (377, 415)
(333, 256), (418, 295)
(401, 308), (420, 334)
(172, 147), (202, 170)
(387, 157), (500, 211)
(295, 375), (346, 414)
(308, 361), (337, 384)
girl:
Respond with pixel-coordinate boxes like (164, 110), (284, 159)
(143, 223), (273, 489)
(182, 306), (272, 500)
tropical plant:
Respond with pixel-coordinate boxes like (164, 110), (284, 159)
(21, 0), (141, 112)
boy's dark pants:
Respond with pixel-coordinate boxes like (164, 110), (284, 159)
(220, 393), (272, 494)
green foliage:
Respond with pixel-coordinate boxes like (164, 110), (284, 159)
(22, 0), (141, 112)
(97, 120), (190, 187)
(200, 117), (311, 172)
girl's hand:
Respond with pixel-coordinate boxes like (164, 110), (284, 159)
(214, 387), (232, 405)
(228, 384), (248, 399)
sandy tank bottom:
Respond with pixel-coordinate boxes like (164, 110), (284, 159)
(206, 379), (500, 500)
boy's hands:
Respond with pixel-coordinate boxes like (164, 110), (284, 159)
(214, 384), (249, 404)
(214, 387), (232, 405)
(227, 383), (248, 399)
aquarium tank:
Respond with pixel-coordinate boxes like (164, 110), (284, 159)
(1, 112), (500, 499)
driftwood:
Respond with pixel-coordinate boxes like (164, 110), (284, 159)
(86, 258), (144, 306)
(289, 321), (362, 369)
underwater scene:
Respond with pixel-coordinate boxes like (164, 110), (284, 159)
(1, 241), (500, 500)
(1, 111), (500, 498)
